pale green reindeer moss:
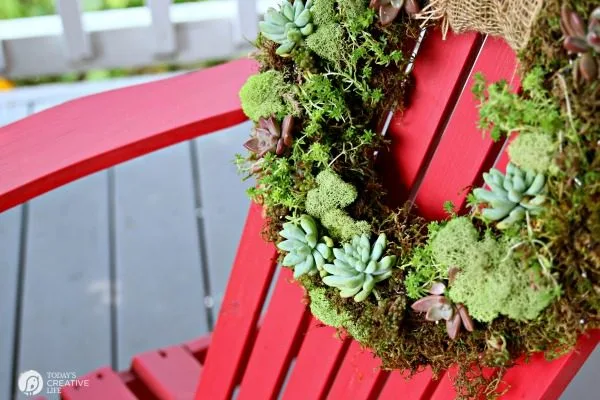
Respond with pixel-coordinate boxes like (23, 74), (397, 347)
(308, 286), (352, 327)
(338, 0), (368, 22)
(239, 71), (293, 121)
(508, 132), (557, 173)
(306, 24), (346, 64)
(429, 218), (558, 322)
(311, 0), (338, 26)
(306, 169), (371, 240)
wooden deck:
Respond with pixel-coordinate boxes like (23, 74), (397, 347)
(0, 76), (597, 400)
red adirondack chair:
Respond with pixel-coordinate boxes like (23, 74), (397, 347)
(1, 29), (598, 400)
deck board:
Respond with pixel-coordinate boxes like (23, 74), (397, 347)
(0, 102), (27, 400)
(18, 169), (112, 378)
(113, 142), (209, 369)
(194, 122), (252, 316)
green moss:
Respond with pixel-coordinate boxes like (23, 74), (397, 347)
(321, 209), (371, 241)
(338, 0), (367, 22)
(508, 132), (557, 173)
(309, 286), (353, 327)
(311, 0), (338, 26)
(429, 218), (560, 322)
(430, 217), (479, 269)
(305, 170), (371, 241)
(306, 169), (356, 217)
(239, 71), (293, 121)
(306, 23), (346, 65)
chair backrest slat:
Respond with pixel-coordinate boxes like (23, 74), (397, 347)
(194, 202), (278, 399)
(236, 268), (310, 399)
(413, 36), (518, 220)
(380, 31), (482, 206)
(379, 368), (439, 400)
(281, 320), (350, 400)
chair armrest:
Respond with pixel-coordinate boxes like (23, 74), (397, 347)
(0, 58), (258, 212)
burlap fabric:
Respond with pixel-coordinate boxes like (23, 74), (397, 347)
(417, 0), (544, 51)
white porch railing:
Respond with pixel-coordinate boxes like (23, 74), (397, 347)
(0, 0), (277, 78)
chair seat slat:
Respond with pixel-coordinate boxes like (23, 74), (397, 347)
(60, 367), (136, 400)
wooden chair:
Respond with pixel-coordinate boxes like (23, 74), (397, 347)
(1, 29), (598, 400)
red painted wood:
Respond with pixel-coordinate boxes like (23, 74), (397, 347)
(282, 319), (350, 400)
(414, 36), (518, 219)
(379, 368), (442, 400)
(500, 330), (599, 400)
(237, 268), (310, 400)
(61, 367), (136, 400)
(194, 203), (278, 399)
(183, 335), (212, 363)
(326, 341), (388, 399)
(0, 59), (258, 212)
(380, 29), (482, 206)
(131, 346), (201, 400)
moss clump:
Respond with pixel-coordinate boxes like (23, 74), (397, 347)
(306, 169), (356, 213)
(239, 71), (294, 121)
(428, 218), (559, 322)
(311, 0), (338, 26)
(508, 132), (557, 173)
(306, 169), (371, 241)
(306, 23), (346, 65)
(338, 0), (368, 22)
(308, 286), (353, 327)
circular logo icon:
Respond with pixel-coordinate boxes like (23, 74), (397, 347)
(18, 370), (44, 396)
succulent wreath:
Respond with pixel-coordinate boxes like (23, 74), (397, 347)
(235, 0), (599, 397)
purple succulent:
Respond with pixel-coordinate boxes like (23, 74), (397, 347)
(244, 115), (294, 158)
(369, 0), (421, 26)
(411, 269), (474, 340)
(560, 6), (600, 82)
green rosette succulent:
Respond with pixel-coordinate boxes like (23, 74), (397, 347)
(260, 0), (314, 55)
(322, 233), (396, 302)
(277, 214), (333, 278)
(473, 162), (546, 229)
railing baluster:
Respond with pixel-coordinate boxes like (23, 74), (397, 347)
(56, 0), (92, 62)
(147, 0), (177, 57)
(235, 0), (258, 45)
(0, 40), (6, 72)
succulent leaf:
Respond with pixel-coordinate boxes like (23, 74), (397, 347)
(259, 0), (314, 55)
(322, 233), (395, 302)
(474, 163), (546, 229)
(278, 215), (332, 278)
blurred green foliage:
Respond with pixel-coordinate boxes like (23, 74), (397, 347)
(0, 0), (203, 19)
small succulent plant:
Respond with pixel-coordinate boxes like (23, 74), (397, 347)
(260, 0), (314, 55)
(560, 5), (600, 82)
(411, 269), (474, 340)
(473, 162), (546, 229)
(322, 233), (396, 302)
(277, 214), (333, 278)
(369, 0), (420, 26)
(244, 115), (294, 158)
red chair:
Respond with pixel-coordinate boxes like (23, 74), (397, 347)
(1, 29), (597, 400)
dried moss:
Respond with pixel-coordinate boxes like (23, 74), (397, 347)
(239, 70), (294, 121)
(508, 132), (557, 173)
